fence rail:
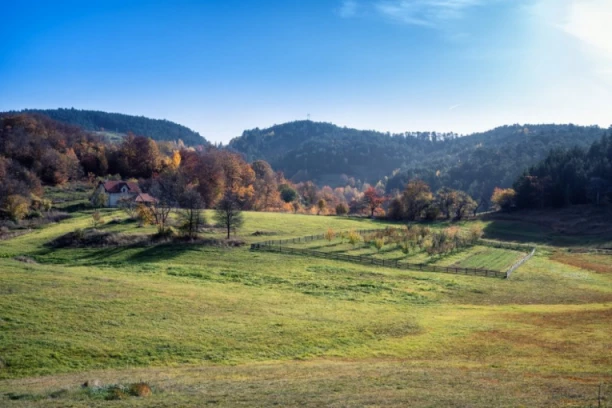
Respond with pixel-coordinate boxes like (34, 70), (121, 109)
(251, 229), (537, 280)
(254, 229), (387, 247)
(478, 239), (535, 253)
(505, 248), (536, 279)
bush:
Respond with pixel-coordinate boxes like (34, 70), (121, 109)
(374, 237), (385, 252)
(91, 211), (104, 228)
(4, 195), (30, 221)
(335, 203), (348, 216)
(347, 230), (361, 247)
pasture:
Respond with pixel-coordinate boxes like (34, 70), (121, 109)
(0, 209), (611, 407)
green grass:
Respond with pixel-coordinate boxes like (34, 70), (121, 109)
(449, 246), (525, 270)
(285, 236), (524, 272)
(0, 209), (611, 407)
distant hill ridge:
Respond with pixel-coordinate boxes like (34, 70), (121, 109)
(229, 120), (608, 208)
(11, 108), (208, 146)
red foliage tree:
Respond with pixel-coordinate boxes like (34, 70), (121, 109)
(362, 186), (385, 217)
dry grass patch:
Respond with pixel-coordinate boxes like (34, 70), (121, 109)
(552, 252), (612, 274)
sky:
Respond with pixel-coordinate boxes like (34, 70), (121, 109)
(1, 0), (611, 143)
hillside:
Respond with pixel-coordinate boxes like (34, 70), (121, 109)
(229, 121), (607, 206)
(0, 209), (610, 406)
(10, 108), (208, 146)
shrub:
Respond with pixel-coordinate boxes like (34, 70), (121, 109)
(335, 203), (348, 216)
(136, 204), (154, 226)
(128, 382), (152, 398)
(91, 211), (104, 228)
(469, 224), (484, 243)
(4, 195), (30, 221)
(90, 189), (108, 208)
(347, 230), (361, 247)
(374, 237), (385, 252)
(324, 228), (335, 242)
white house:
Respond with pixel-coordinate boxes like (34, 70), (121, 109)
(94, 181), (157, 207)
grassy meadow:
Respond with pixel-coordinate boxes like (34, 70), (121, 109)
(0, 207), (611, 407)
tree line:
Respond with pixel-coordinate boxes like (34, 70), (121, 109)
(2, 114), (610, 231)
(490, 132), (612, 210)
(12, 108), (208, 146)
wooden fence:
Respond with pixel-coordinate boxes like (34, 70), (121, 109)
(253, 229), (386, 247)
(479, 239), (536, 253)
(505, 248), (536, 279)
(251, 243), (507, 278)
(251, 230), (537, 280)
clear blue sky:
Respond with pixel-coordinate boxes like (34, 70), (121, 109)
(1, 0), (610, 143)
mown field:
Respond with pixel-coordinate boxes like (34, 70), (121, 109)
(0, 208), (611, 407)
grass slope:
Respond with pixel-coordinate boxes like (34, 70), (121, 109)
(0, 210), (611, 407)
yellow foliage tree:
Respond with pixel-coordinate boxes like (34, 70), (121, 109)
(491, 188), (516, 211)
(171, 150), (181, 169)
(4, 195), (29, 221)
(136, 204), (155, 226)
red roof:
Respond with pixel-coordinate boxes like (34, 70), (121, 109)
(100, 181), (141, 194)
(134, 193), (158, 203)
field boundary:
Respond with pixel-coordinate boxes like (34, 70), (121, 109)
(251, 243), (507, 278)
(505, 248), (536, 279)
(479, 239), (535, 252)
(252, 229), (509, 279)
(252, 229), (537, 280)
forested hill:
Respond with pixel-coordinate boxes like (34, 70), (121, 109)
(228, 120), (461, 186)
(10, 108), (208, 146)
(229, 120), (607, 206)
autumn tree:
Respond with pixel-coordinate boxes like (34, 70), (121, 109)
(214, 191), (244, 239)
(136, 204), (155, 226)
(401, 180), (433, 220)
(297, 181), (318, 207)
(292, 201), (301, 214)
(335, 203), (348, 215)
(149, 171), (184, 233)
(4, 195), (29, 221)
(436, 187), (459, 219)
(90, 188), (108, 208)
(252, 160), (280, 210)
(387, 196), (404, 220)
(115, 133), (162, 178)
(317, 198), (326, 215)
(362, 186), (385, 218)
(491, 187), (516, 211)
(452, 191), (477, 220)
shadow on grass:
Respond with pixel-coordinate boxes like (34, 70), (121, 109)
(483, 220), (612, 248)
(126, 242), (205, 263)
(33, 241), (208, 267)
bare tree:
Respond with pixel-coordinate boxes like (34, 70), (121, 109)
(149, 172), (183, 233)
(214, 191), (244, 239)
(178, 189), (206, 239)
(117, 196), (137, 219)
